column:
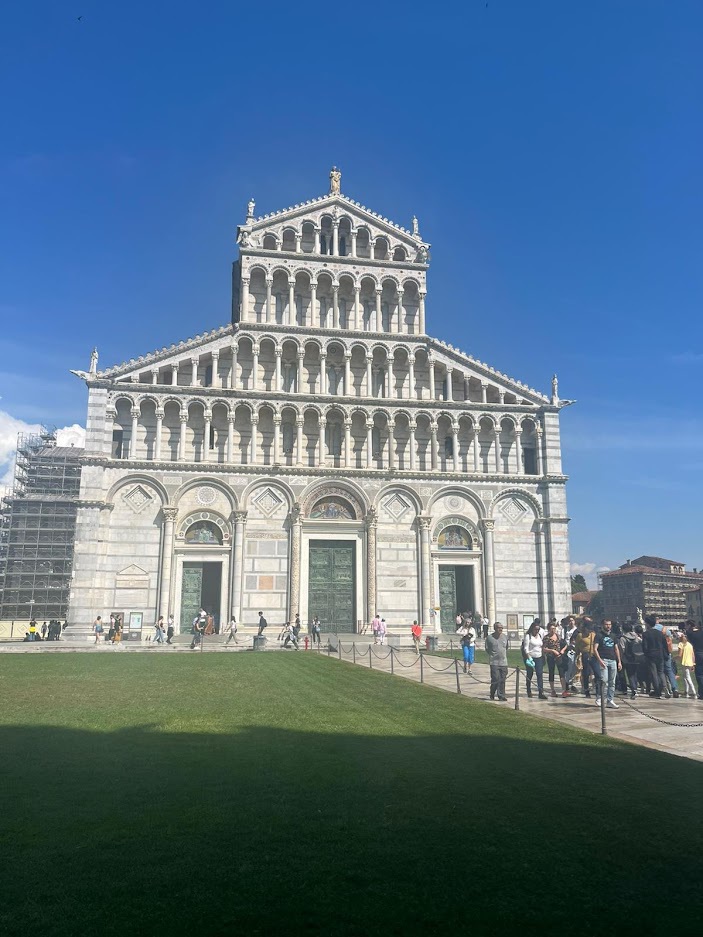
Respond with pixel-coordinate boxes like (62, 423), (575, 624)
(171, 363), (178, 386)
(129, 407), (139, 459)
(428, 357), (436, 399)
(231, 511), (247, 623)
(472, 426), (479, 471)
(514, 426), (522, 474)
(353, 286), (360, 330)
(419, 291), (426, 334)
(288, 280), (295, 326)
(296, 417), (304, 466)
(105, 408), (115, 457)
(310, 281), (317, 327)
(227, 414), (234, 463)
(297, 351), (304, 394)
(320, 352), (327, 395)
(273, 415), (281, 464)
(275, 347), (282, 392)
(387, 419), (395, 470)
(313, 227), (320, 254)
(408, 355), (415, 400)
(365, 355), (372, 396)
(332, 221), (339, 256)
(482, 518), (497, 623)
(158, 506), (178, 618)
(203, 410), (211, 463)
(230, 343), (238, 389)
(344, 418), (352, 468)
(252, 345), (259, 391)
(350, 230), (357, 258)
(494, 427), (501, 472)
(241, 277), (249, 321)
(498, 390), (505, 405)
(366, 422), (373, 469)
(318, 418), (326, 467)
(396, 290), (404, 334)
(343, 353), (351, 395)
(295, 233), (302, 253)
(179, 413), (188, 461)
(430, 422), (438, 470)
(409, 421), (417, 471)
(154, 408), (163, 461)
(151, 369), (158, 385)
(418, 516), (433, 630)
(211, 351), (220, 388)
(535, 426), (544, 475)
(265, 277), (272, 323)
(445, 367), (453, 402)
(366, 507), (378, 625)
(452, 424), (459, 473)
(190, 357), (199, 386)
(374, 289), (382, 331)
(332, 285), (339, 329)
(289, 505), (302, 621)
(481, 381), (488, 403)
(250, 415), (258, 465)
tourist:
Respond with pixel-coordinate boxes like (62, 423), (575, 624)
(485, 622), (509, 701)
(154, 617), (165, 644)
(93, 616), (103, 645)
(225, 616), (238, 646)
(460, 620), (477, 674)
(563, 617), (578, 690)
(257, 611), (267, 636)
(594, 619), (621, 708)
(41, 622), (47, 641)
(166, 617), (175, 644)
(619, 623), (643, 698)
(661, 626), (680, 698)
(543, 620), (568, 697)
(190, 615), (204, 650)
(311, 616), (322, 646)
(29, 619), (37, 641)
(281, 621), (299, 650)
(522, 621), (547, 699)
(113, 618), (123, 645)
(633, 624), (652, 694)
(678, 631), (697, 699)
(455, 612), (463, 631)
(372, 612), (381, 644)
(411, 620), (422, 654)
(377, 618), (387, 645)
(575, 618), (600, 699)
(481, 614), (489, 640)
(642, 615), (669, 698)
(684, 621), (703, 700)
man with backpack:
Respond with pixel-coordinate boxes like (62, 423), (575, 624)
(619, 623), (643, 698)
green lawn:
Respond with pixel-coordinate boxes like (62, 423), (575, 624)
(431, 644), (526, 668)
(1, 654), (702, 936)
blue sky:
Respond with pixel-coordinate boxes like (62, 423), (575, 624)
(1, 1), (701, 584)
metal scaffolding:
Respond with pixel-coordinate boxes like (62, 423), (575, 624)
(0, 428), (83, 622)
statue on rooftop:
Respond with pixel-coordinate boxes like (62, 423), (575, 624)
(412, 215), (420, 237)
(329, 166), (341, 195)
(246, 198), (255, 219)
(551, 373), (559, 404)
(90, 347), (98, 375)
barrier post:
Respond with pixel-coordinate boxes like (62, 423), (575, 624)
(420, 652), (424, 684)
(353, 643), (356, 664)
(600, 681), (607, 736)
(327, 641), (331, 657)
(514, 667), (520, 711)
(338, 643), (342, 660)
(369, 647), (373, 669)
(390, 648), (394, 675)
(454, 657), (461, 694)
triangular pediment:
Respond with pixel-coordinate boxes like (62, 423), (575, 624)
(116, 564), (148, 577)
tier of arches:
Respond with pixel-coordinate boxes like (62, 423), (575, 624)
(253, 214), (418, 263)
(241, 268), (425, 335)
(108, 396), (544, 476)
(128, 337), (530, 407)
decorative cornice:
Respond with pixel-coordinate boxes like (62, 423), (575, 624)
(99, 324), (234, 379)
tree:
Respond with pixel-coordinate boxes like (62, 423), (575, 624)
(570, 574), (587, 594)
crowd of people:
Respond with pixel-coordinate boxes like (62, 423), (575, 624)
(24, 618), (65, 642)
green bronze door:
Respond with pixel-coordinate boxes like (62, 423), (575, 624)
(308, 540), (355, 632)
(438, 565), (457, 632)
(181, 563), (203, 634)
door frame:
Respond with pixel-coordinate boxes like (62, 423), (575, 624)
(299, 525), (364, 630)
(172, 549), (230, 634)
(431, 552), (484, 626)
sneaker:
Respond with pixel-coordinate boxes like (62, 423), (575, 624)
(497, 696), (508, 701)
(606, 701), (619, 709)
(672, 691), (680, 698)
(595, 698), (602, 705)
(538, 693), (548, 700)
(664, 692), (671, 699)
(562, 691), (571, 698)
(550, 690), (557, 698)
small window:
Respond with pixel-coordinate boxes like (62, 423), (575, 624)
(112, 429), (124, 459)
(209, 426), (215, 449)
(523, 448), (537, 475)
(444, 436), (453, 457)
(204, 365), (213, 387)
(339, 236), (346, 256)
(320, 234), (328, 255)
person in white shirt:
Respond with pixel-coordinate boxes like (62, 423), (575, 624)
(225, 616), (238, 646)
(522, 621), (547, 699)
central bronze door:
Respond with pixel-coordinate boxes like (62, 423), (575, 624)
(307, 540), (355, 632)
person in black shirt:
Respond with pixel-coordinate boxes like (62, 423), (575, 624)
(641, 615), (668, 698)
(257, 611), (268, 636)
(594, 619), (622, 708)
(685, 620), (703, 700)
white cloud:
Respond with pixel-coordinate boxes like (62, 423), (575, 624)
(570, 562), (610, 590)
(0, 409), (85, 489)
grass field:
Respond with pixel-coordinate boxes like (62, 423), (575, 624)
(1, 654), (702, 936)
(431, 644), (526, 668)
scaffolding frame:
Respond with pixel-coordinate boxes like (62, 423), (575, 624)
(0, 428), (82, 621)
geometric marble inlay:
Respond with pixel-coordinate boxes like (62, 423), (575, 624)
(500, 497), (527, 524)
(123, 485), (153, 514)
(196, 485), (216, 506)
(383, 493), (410, 521)
(254, 487), (284, 518)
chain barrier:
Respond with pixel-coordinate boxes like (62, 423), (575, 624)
(370, 646), (393, 660)
(616, 695), (703, 728)
(422, 655), (458, 673)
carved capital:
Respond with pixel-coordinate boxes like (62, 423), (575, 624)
(481, 518), (495, 532)
(155, 408), (165, 419)
(233, 510), (248, 525)
(275, 347), (283, 357)
(163, 506), (179, 522)
(179, 413), (189, 423)
(130, 407), (140, 418)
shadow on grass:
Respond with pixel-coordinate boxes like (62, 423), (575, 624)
(2, 723), (703, 936)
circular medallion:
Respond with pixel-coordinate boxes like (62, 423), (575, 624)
(448, 496), (461, 509)
(197, 486), (216, 506)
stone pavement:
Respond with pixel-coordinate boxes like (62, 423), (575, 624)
(334, 642), (703, 764)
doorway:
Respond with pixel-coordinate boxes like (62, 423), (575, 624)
(438, 565), (475, 632)
(180, 562), (222, 632)
(307, 540), (356, 631)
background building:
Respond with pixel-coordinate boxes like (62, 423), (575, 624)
(0, 429), (82, 624)
(601, 555), (703, 626)
(67, 172), (572, 637)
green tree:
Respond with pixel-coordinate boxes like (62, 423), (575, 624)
(570, 574), (587, 593)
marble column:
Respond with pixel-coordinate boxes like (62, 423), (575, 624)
(332, 285), (339, 329)
(314, 227), (320, 254)
(350, 230), (357, 257)
(252, 345), (259, 391)
(211, 351), (220, 388)
(318, 419), (326, 467)
(179, 413), (188, 461)
(265, 278), (272, 323)
(332, 221), (339, 256)
(365, 355), (372, 396)
(296, 417), (304, 466)
(481, 518), (497, 622)
(344, 354), (351, 395)
(430, 423), (438, 470)
(250, 415), (258, 465)
(535, 426), (543, 475)
(129, 407), (139, 459)
(419, 291), (426, 334)
(310, 281), (317, 327)
(408, 355), (415, 400)
(275, 347), (282, 392)
(409, 421), (417, 471)
(396, 290), (404, 335)
(158, 506), (178, 619)
(494, 428), (501, 472)
(514, 426), (522, 474)
(375, 288), (382, 331)
(366, 422), (373, 469)
(151, 369), (158, 385)
(297, 351), (305, 394)
(288, 280), (295, 326)
(445, 368), (453, 402)
(231, 510), (247, 623)
(273, 415), (281, 464)
(241, 278), (249, 321)
(154, 408), (163, 461)
(171, 363), (178, 386)
(387, 419), (395, 471)
(320, 352), (327, 395)
(481, 382), (488, 404)
(366, 507), (378, 625)
(105, 408), (116, 457)
(289, 505), (302, 621)
(295, 233), (302, 254)
(353, 286), (360, 330)
(452, 425), (459, 473)
(472, 426), (479, 471)
(230, 344), (237, 390)
(190, 358), (199, 386)
(344, 418), (352, 468)
(418, 515), (433, 630)
(203, 411), (211, 463)
(227, 414), (234, 463)
(428, 357), (436, 399)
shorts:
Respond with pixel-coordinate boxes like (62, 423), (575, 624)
(463, 645), (475, 664)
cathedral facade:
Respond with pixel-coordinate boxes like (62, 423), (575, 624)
(68, 171), (571, 635)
